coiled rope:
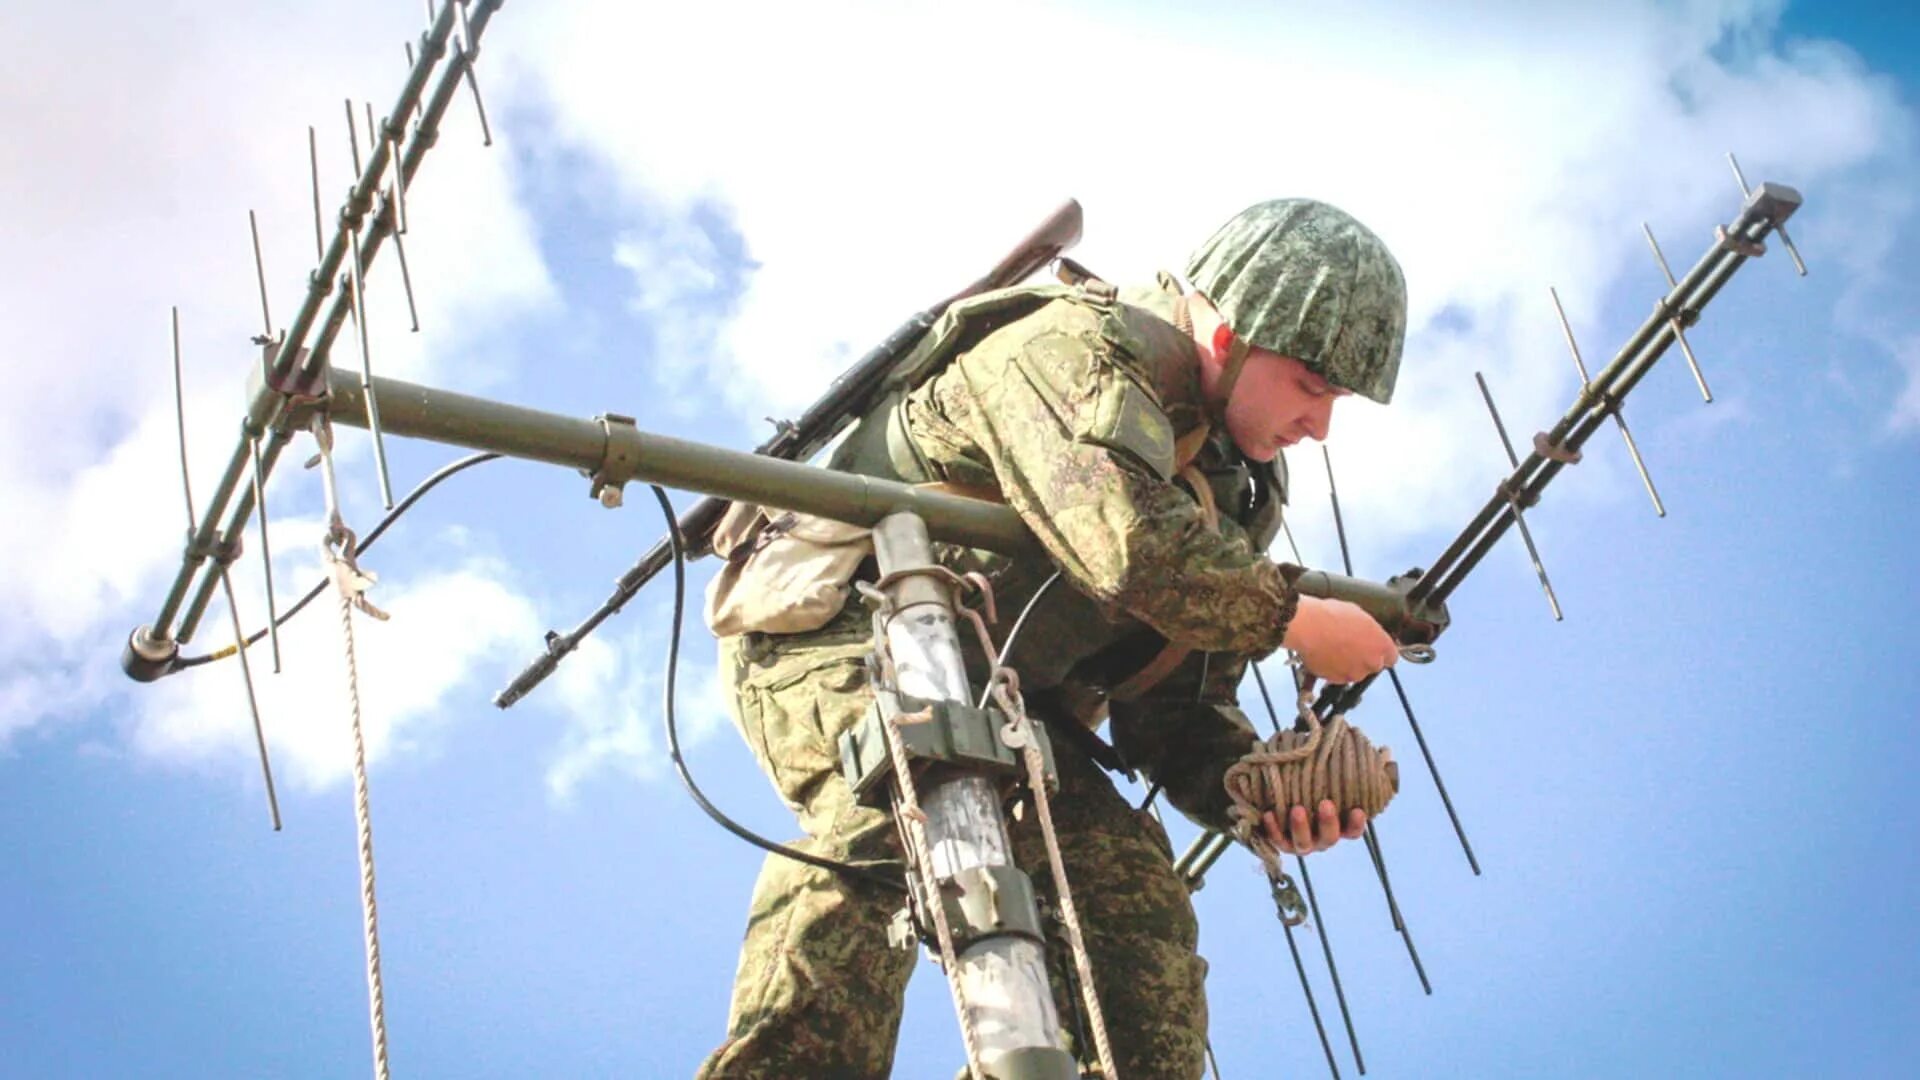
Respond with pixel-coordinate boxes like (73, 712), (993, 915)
(1223, 689), (1399, 880)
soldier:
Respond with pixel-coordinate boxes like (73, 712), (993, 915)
(698, 199), (1408, 1078)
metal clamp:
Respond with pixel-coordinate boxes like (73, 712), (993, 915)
(589, 412), (640, 508)
(840, 690), (1058, 809)
(911, 864), (1046, 953)
(1269, 869), (1310, 927)
(1714, 223), (1766, 258)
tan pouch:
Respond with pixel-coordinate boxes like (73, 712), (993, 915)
(703, 503), (874, 636)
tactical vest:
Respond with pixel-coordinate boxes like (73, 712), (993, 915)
(828, 275), (1289, 708)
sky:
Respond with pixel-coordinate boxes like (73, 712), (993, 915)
(2, 0), (1917, 1076)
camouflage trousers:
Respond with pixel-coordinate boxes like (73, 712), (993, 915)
(696, 618), (1210, 1079)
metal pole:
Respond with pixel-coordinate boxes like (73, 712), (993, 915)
(870, 512), (1077, 1079)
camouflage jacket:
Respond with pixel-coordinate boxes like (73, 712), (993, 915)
(830, 275), (1301, 831)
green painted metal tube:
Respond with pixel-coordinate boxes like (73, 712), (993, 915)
(322, 370), (1427, 630)
(323, 370), (1042, 557)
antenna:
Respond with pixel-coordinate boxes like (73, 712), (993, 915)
(1320, 445), (1479, 874)
(169, 308), (282, 830)
(1729, 152), (1806, 276)
(1474, 371), (1564, 621)
(1551, 284), (1664, 517)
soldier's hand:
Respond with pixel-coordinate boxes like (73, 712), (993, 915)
(1281, 596), (1398, 684)
(1263, 801), (1367, 854)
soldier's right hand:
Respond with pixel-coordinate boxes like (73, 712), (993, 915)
(1281, 596), (1398, 684)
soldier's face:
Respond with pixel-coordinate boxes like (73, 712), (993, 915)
(1224, 349), (1348, 462)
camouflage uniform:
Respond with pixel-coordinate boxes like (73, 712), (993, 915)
(699, 201), (1406, 1078)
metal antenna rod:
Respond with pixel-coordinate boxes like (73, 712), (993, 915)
(1729, 153), (1806, 276)
(346, 225), (397, 509)
(344, 99), (364, 178)
(308, 127), (326, 263)
(403, 43), (426, 123)
(141, 0), (491, 649)
(247, 436), (282, 673)
(1319, 446), (1476, 871)
(172, 309), (197, 529)
(452, 2), (494, 147)
(341, 99), (397, 508)
(1639, 226), (1714, 403)
(1252, 662), (1367, 1074)
(1297, 855), (1366, 1075)
(1473, 371), (1563, 621)
(246, 217), (285, 672)
(1363, 824), (1431, 994)
(1321, 446), (1354, 576)
(1385, 668), (1477, 874)
(173, 309), (282, 829)
(1280, 899), (1343, 1080)
(384, 122), (409, 236)
(248, 210), (275, 337)
(1551, 285), (1664, 517)
(383, 195), (422, 333)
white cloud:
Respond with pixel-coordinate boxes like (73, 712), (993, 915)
(1891, 336), (1920, 434)
(133, 548), (542, 792)
(544, 618), (729, 804)
(0, 1), (558, 755)
(4, 0), (1914, 789)
(502, 0), (1914, 573)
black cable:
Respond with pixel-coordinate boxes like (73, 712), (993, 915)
(648, 484), (905, 895)
(177, 451), (501, 668)
(978, 569), (1063, 709)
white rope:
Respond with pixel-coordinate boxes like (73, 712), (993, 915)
(314, 417), (393, 1080)
(992, 673), (1120, 1080)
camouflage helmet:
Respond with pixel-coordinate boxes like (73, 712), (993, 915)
(1185, 199), (1407, 404)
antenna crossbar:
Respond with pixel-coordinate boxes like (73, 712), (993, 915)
(1409, 181), (1800, 610)
(142, 0), (502, 653)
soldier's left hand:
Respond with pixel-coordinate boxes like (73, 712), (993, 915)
(1262, 800), (1366, 854)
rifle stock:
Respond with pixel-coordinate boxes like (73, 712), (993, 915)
(495, 199), (1085, 708)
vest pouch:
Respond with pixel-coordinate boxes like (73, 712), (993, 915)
(704, 505), (874, 637)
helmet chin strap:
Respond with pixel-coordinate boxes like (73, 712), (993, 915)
(1176, 292), (1252, 424)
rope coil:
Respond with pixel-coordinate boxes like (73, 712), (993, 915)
(1224, 690), (1400, 881)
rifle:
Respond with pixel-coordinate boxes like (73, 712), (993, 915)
(493, 199), (1086, 707)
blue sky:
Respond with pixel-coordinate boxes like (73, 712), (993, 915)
(3, 1), (1918, 1077)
